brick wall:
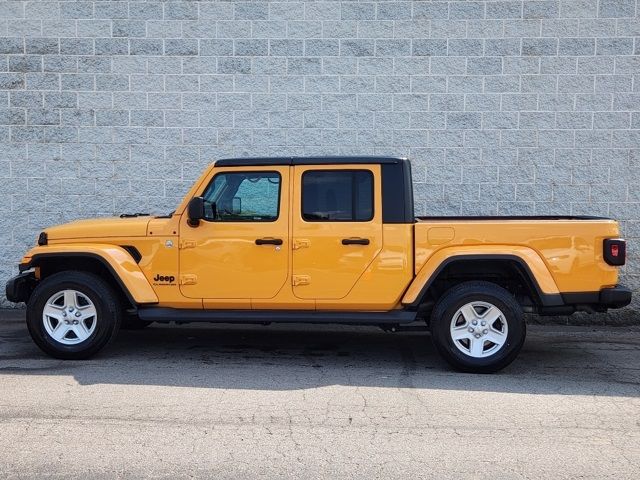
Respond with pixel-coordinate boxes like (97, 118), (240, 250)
(1, 0), (639, 315)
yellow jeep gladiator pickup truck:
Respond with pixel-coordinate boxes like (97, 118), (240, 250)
(5, 157), (632, 372)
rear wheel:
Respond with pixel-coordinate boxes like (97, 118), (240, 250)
(430, 281), (525, 373)
(26, 271), (122, 359)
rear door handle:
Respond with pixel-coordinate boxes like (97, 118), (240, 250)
(255, 238), (283, 246)
(342, 237), (370, 245)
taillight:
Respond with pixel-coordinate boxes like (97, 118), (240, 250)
(603, 238), (626, 266)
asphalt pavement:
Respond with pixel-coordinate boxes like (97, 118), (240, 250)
(0, 309), (638, 479)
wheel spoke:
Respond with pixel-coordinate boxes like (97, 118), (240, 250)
(459, 304), (477, 323)
(51, 323), (70, 341)
(73, 322), (90, 340)
(451, 327), (472, 341)
(486, 328), (507, 345)
(78, 303), (97, 319)
(482, 306), (502, 325)
(63, 290), (77, 309)
(469, 337), (485, 357)
(43, 304), (64, 322)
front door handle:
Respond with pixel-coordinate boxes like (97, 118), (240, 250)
(255, 237), (283, 246)
(342, 237), (370, 245)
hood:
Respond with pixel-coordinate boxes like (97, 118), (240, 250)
(45, 216), (152, 241)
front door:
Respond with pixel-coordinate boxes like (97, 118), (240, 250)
(179, 166), (289, 300)
(291, 164), (383, 300)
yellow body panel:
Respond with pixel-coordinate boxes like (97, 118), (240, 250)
(291, 164), (383, 300)
(409, 219), (620, 300)
(22, 244), (159, 304)
(45, 216), (151, 240)
(23, 162), (622, 312)
(403, 245), (561, 305)
(179, 165), (290, 301)
(314, 224), (414, 310)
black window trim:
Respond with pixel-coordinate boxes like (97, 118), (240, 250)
(301, 168), (375, 223)
(201, 170), (282, 223)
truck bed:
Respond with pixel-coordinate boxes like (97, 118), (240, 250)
(413, 216), (620, 295)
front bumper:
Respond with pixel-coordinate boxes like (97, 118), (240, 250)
(5, 271), (36, 304)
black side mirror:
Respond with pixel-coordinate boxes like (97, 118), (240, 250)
(187, 197), (204, 227)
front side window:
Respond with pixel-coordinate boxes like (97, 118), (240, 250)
(202, 171), (280, 222)
(302, 170), (374, 222)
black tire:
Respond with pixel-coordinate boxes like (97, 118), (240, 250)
(430, 281), (525, 373)
(26, 271), (122, 359)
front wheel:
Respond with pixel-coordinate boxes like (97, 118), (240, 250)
(430, 281), (526, 373)
(26, 271), (122, 359)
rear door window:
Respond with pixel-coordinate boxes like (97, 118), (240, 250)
(301, 170), (373, 222)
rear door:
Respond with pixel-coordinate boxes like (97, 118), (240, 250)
(291, 164), (383, 300)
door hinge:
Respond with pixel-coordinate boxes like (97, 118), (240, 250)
(292, 239), (310, 250)
(292, 275), (310, 286)
(180, 240), (197, 249)
(180, 274), (197, 285)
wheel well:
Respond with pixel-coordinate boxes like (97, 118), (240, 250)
(418, 259), (543, 316)
(32, 256), (135, 309)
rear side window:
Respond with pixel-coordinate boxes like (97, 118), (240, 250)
(302, 170), (374, 222)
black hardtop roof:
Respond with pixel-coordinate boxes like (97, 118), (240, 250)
(215, 156), (408, 167)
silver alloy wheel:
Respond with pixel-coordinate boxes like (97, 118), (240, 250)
(449, 301), (508, 358)
(42, 289), (97, 345)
